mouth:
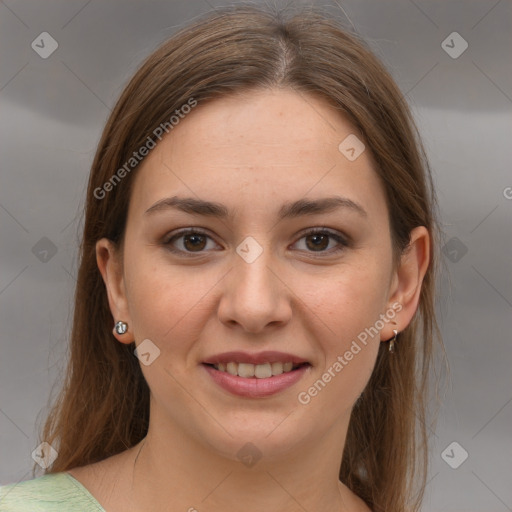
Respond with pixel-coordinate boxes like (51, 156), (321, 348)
(201, 360), (311, 398)
(203, 361), (310, 378)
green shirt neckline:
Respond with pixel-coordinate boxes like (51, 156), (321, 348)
(64, 472), (106, 509)
(0, 471), (106, 511)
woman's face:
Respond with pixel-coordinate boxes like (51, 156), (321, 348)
(99, 88), (411, 462)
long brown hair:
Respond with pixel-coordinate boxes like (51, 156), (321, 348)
(37, 4), (446, 511)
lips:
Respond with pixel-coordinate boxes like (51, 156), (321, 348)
(201, 350), (311, 398)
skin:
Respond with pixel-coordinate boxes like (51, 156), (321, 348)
(69, 88), (430, 512)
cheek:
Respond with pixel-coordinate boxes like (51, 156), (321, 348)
(299, 257), (390, 394)
(123, 250), (224, 361)
(313, 259), (390, 340)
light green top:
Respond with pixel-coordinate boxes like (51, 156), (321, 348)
(0, 472), (105, 511)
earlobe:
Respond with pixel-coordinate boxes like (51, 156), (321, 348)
(96, 238), (134, 344)
(381, 226), (430, 342)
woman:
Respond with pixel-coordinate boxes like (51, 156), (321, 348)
(0, 4), (444, 511)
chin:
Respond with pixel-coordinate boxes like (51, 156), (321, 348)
(192, 414), (313, 464)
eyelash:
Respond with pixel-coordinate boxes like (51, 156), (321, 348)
(162, 227), (350, 257)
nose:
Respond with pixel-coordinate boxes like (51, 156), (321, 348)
(217, 245), (292, 334)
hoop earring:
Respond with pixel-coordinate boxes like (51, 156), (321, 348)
(114, 321), (128, 335)
(389, 329), (398, 353)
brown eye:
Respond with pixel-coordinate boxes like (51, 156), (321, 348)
(305, 233), (330, 251)
(163, 228), (218, 255)
(182, 233), (207, 251)
(293, 228), (349, 255)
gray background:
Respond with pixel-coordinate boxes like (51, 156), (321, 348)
(1, 1), (511, 511)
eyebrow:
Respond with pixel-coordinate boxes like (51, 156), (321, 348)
(144, 195), (367, 220)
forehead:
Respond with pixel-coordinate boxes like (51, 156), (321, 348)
(162, 89), (355, 160)
(128, 88), (386, 221)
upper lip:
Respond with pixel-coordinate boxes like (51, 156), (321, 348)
(202, 351), (310, 365)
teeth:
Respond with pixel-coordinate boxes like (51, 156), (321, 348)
(212, 361), (301, 378)
(271, 362), (283, 375)
(226, 362), (237, 376)
(254, 363), (272, 378)
(238, 363), (255, 378)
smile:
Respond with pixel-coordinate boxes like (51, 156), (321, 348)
(202, 362), (311, 398)
(211, 361), (305, 378)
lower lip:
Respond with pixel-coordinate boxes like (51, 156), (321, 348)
(202, 364), (310, 398)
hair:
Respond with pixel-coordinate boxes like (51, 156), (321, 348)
(36, 4), (446, 511)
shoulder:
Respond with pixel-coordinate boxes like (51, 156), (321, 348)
(0, 472), (105, 511)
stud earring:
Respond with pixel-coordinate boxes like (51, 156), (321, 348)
(114, 321), (128, 335)
(389, 329), (398, 353)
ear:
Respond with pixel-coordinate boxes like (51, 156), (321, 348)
(381, 226), (430, 342)
(96, 238), (133, 344)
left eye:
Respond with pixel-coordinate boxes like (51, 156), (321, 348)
(163, 228), (348, 256)
(294, 228), (348, 254)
